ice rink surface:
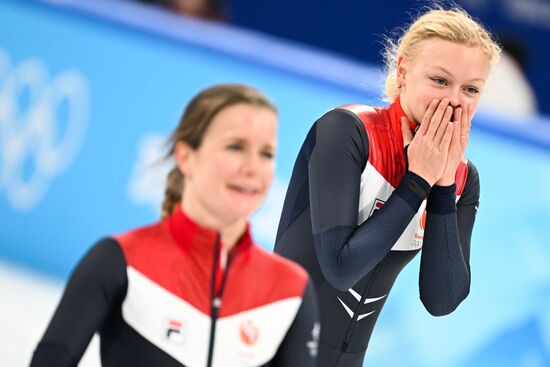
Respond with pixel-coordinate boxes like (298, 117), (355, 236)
(1, 260), (101, 367)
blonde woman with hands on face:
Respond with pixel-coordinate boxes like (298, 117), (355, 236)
(274, 6), (501, 367)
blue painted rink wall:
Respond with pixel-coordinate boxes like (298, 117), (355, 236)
(0, 1), (549, 366)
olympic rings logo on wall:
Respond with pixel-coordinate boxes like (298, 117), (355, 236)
(0, 49), (90, 211)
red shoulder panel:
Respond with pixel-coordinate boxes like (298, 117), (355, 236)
(115, 222), (212, 315)
(339, 104), (406, 188)
(455, 158), (469, 196)
(219, 246), (308, 317)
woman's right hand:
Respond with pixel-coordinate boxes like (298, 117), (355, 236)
(401, 98), (454, 186)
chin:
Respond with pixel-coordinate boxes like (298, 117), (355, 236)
(222, 203), (259, 222)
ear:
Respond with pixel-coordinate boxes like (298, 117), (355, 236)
(396, 55), (408, 87)
(174, 141), (194, 178)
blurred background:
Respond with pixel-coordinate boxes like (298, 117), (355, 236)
(1, 0), (549, 366)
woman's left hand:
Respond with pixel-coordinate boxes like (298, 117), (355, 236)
(435, 104), (471, 186)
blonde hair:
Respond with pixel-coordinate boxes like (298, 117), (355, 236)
(383, 5), (502, 102)
(161, 84), (277, 219)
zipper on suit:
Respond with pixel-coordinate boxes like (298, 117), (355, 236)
(206, 234), (231, 367)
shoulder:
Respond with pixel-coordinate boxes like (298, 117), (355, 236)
(310, 106), (378, 157)
(465, 159), (480, 193)
(113, 220), (177, 271)
(466, 159), (479, 179)
(461, 158), (480, 189)
(67, 237), (128, 293)
(457, 158), (480, 204)
(78, 237), (127, 270)
(249, 245), (309, 295)
(314, 107), (369, 138)
(316, 104), (391, 142)
(114, 220), (171, 251)
(251, 245), (308, 281)
(334, 104), (390, 128)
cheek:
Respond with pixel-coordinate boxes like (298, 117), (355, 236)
(419, 86), (445, 103)
(412, 100), (432, 122)
(212, 153), (240, 180)
(410, 85), (437, 108)
(413, 88), (448, 119)
(262, 162), (275, 186)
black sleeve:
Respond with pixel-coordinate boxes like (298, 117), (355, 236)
(30, 238), (127, 367)
(310, 109), (431, 291)
(418, 161), (479, 316)
(456, 161), (480, 267)
(270, 280), (319, 367)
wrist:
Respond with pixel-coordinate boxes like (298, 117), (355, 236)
(435, 177), (455, 186)
(409, 168), (437, 187)
(427, 183), (457, 214)
(395, 171), (432, 211)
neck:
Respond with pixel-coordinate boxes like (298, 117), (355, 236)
(398, 95), (414, 124)
(396, 95), (418, 133)
(218, 221), (248, 253)
(181, 199), (247, 252)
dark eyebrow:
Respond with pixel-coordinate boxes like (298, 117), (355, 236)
(432, 65), (485, 83)
(225, 137), (275, 151)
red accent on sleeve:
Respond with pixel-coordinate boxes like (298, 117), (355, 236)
(455, 159), (469, 196)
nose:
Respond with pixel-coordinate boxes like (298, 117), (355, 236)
(241, 150), (260, 176)
(447, 88), (462, 109)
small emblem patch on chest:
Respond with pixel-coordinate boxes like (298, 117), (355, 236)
(239, 319), (259, 346)
(165, 319), (186, 345)
(369, 198), (386, 218)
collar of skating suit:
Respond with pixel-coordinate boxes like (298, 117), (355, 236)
(167, 203), (253, 262)
(389, 96), (417, 134)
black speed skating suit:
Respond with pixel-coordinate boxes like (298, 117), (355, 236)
(275, 98), (478, 366)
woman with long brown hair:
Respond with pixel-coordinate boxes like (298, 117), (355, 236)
(31, 84), (319, 367)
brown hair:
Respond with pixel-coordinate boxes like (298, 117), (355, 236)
(161, 84), (277, 219)
(383, 5), (501, 102)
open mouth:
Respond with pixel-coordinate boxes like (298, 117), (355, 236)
(227, 184), (259, 195)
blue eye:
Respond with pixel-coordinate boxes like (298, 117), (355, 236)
(432, 77), (447, 86)
(465, 86), (479, 94)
